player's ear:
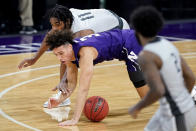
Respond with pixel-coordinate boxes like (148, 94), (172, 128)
(67, 43), (73, 50)
(65, 19), (71, 29)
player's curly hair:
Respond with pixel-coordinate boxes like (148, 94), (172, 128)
(130, 6), (164, 37)
(46, 4), (73, 29)
(46, 30), (74, 50)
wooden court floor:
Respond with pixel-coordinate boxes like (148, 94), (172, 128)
(0, 41), (196, 131)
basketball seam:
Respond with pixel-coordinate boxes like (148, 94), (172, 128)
(90, 96), (98, 121)
(94, 99), (106, 121)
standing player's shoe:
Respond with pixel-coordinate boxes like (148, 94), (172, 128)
(19, 26), (37, 35)
(43, 91), (71, 108)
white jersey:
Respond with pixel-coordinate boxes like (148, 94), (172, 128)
(143, 38), (195, 116)
(70, 8), (130, 33)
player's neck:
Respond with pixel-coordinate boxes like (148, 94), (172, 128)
(140, 36), (156, 46)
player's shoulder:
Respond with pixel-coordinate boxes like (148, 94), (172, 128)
(70, 8), (107, 14)
(139, 49), (163, 70)
(121, 29), (135, 35)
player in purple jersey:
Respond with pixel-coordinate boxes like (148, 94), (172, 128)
(17, 5), (134, 108)
(44, 29), (148, 126)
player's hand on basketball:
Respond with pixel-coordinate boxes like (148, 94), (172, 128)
(18, 57), (36, 69)
(128, 106), (140, 119)
(48, 98), (60, 109)
(58, 119), (78, 126)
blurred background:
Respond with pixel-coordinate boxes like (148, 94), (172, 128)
(0, 0), (196, 35)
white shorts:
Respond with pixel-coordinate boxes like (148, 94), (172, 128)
(145, 107), (196, 131)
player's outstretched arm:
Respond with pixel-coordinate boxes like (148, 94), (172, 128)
(73, 29), (94, 38)
(58, 47), (97, 126)
(129, 51), (165, 118)
(18, 33), (50, 69)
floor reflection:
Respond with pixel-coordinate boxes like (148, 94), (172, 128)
(43, 106), (71, 122)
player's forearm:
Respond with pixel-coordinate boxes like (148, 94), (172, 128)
(58, 78), (77, 103)
(33, 40), (49, 60)
(60, 63), (67, 80)
(58, 70), (78, 103)
(72, 87), (89, 121)
(72, 67), (93, 122)
(184, 75), (195, 92)
(134, 88), (162, 111)
(73, 29), (94, 38)
(135, 75), (165, 111)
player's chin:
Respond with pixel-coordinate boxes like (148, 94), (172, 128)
(61, 61), (66, 64)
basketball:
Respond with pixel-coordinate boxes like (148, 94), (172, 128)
(83, 96), (109, 122)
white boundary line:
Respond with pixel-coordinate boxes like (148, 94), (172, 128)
(0, 74), (57, 131)
(0, 109), (42, 131)
(0, 63), (124, 130)
(158, 36), (194, 41)
(0, 74), (57, 98)
(0, 52), (196, 79)
(0, 52), (196, 130)
(0, 64), (59, 79)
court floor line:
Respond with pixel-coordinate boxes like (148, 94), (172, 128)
(0, 53), (196, 130)
(0, 109), (42, 131)
(159, 36), (194, 41)
(0, 63), (123, 79)
(0, 52), (196, 79)
(0, 64), (59, 79)
(0, 74), (57, 131)
(0, 63), (125, 131)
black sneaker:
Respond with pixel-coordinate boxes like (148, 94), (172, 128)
(19, 26), (37, 35)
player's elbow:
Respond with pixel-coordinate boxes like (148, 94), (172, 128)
(82, 67), (94, 78)
(184, 72), (196, 91)
(189, 74), (196, 86)
(153, 86), (165, 98)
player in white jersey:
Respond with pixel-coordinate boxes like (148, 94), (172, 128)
(129, 6), (196, 131)
(17, 4), (135, 108)
(70, 8), (129, 33)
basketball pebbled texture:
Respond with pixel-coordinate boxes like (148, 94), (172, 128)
(83, 96), (109, 122)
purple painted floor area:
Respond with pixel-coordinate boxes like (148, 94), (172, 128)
(0, 34), (46, 55)
(0, 34), (45, 45)
(159, 22), (196, 40)
(0, 21), (196, 55)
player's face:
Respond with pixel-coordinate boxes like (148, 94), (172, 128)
(50, 17), (65, 31)
(53, 44), (75, 64)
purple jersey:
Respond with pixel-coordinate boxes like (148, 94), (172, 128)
(72, 29), (142, 72)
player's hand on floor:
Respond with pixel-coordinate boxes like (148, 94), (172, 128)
(58, 119), (78, 126)
(128, 106), (140, 119)
(18, 58), (36, 69)
(48, 98), (60, 109)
